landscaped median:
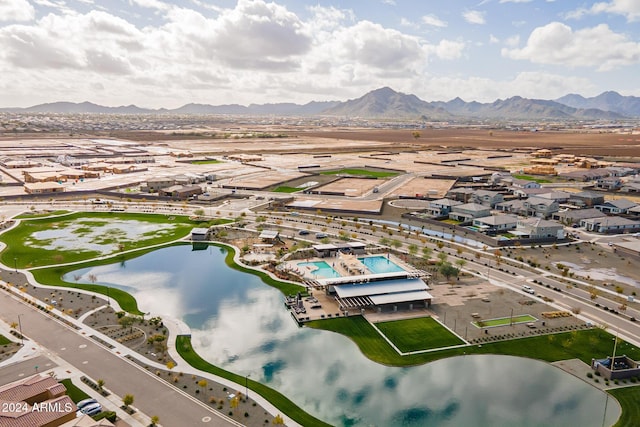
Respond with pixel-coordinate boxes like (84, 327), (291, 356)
(176, 335), (332, 427)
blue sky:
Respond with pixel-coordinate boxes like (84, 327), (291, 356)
(0, 0), (638, 108)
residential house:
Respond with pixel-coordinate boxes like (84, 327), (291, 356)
(581, 216), (640, 234)
(0, 373), (76, 427)
(24, 182), (65, 194)
(449, 203), (491, 222)
(621, 181), (640, 193)
(595, 199), (638, 215)
(569, 191), (605, 207)
(595, 177), (622, 191)
(536, 191), (573, 204)
(159, 184), (203, 199)
(446, 187), (475, 203)
(144, 178), (176, 192)
(495, 199), (526, 214)
(472, 189), (504, 208)
(425, 198), (462, 217)
(523, 196), (560, 218)
(552, 208), (605, 225)
(472, 215), (518, 233)
(515, 218), (565, 239)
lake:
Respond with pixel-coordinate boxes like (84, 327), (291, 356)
(65, 244), (620, 426)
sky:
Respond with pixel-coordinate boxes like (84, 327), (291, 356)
(0, 0), (639, 108)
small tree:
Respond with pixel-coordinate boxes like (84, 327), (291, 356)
(97, 379), (105, 390)
(150, 415), (160, 426)
(123, 394), (134, 408)
(273, 414), (285, 425)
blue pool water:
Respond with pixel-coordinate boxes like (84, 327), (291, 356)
(359, 255), (405, 274)
(299, 261), (341, 278)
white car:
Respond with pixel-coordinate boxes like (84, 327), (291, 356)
(522, 285), (535, 295)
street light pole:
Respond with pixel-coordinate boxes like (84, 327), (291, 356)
(17, 314), (23, 345)
(245, 374), (250, 401)
(14, 257), (17, 272)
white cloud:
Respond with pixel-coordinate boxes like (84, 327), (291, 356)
(489, 34), (500, 44)
(504, 35), (520, 47)
(422, 14), (447, 28)
(429, 39), (465, 60)
(463, 10), (486, 25)
(0, 0), (35, 22)
(568, 0), (640, 22)
(129, 0), (171, 12)
(502, 22), (640, 71)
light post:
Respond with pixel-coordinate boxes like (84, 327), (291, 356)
(13, 257), (17, 272)
(17, 314), (24, 345)
(245, 374), (250, 401)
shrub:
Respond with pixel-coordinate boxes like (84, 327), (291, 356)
(587, 372), (593, 378)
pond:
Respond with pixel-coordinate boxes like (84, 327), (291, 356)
(65, 244), (620, 427)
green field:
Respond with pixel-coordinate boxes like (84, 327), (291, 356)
(376, 317), (464, 352)
(191, 159), (222, 165)
(512, 174), (553, 184)
(320, 168), (399, 178)
(474, 314), (537, 328)
(0, 212), (205, 268)
(15, 210), (71, 219)
(0, 334), (12, 345)
(609, 386), (640, 427)
(308, 316), (640, 367)
(273, 186), (302, 193)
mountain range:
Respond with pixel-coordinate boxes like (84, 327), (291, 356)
(2, 87), (639, 120)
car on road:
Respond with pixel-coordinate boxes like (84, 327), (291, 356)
(298, 230), (310, 235)
(315, 233), (327, 239)
(522, 285), (535, 295)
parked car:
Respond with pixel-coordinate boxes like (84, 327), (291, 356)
(76, 398), (98, 411)
(79, 402), (102, 416)
(522, 285), (535, 295)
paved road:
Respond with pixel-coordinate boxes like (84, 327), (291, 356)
(0, 291), (236, 427)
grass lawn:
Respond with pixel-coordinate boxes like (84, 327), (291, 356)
(474, 314), (537, 328)
(191, 159), (222, 165)
(320, 168), (399, 178)
(60, 378), (90, 402)
(15, 210), (71, 219)
(176, 336), (331, 427)
(0, 334), (11, 345)
(0, 212), (204, 268)
(273, 186), (302, 193)
(609, 386), (640, 427)
(512, 174), (553, 184)
(375, 317), (464, 352)
(308, 317), (640, 367)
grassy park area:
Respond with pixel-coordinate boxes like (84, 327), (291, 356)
(375, 317), (464, 352)
(191, 159), (222, 165)
(320, 168), (399, 178)
(0, 212), (214, 268)
(273, 186), (302, 193)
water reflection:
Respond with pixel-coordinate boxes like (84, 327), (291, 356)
(65, 245), (620, 427)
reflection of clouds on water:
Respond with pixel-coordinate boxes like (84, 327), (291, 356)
(557, 261), (640, 287)
(66, 245), (620, 427)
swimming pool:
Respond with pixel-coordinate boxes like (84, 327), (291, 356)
(358, 256), (405, 274)
(299, 261), (341, 279)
